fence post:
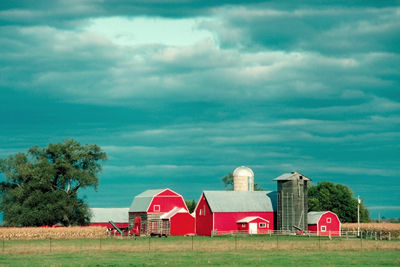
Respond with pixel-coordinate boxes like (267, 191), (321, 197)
(276, 232), (279, 249)
(2, 239), (4, 253)
(99, 237), (102, 250)
(375, 231), (377, 240)
(360, 232), (362, 249)
(318, 234), (320, 250)
(388, 232), (391, 241)
(148, 237), (151, 252)
(192, 235), (194, 251)
(49, 237), (52, 253)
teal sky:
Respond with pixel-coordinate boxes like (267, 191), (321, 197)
(1, 1), (399, 218)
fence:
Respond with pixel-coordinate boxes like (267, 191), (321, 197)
(0, 231), (398, 255)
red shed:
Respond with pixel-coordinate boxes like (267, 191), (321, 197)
(160, 207), (195, 236)
(308, 211), (341, 236)
(195, 191), (276, 236)
(129, 188), (189, 236)
(237, 216), (271, 234)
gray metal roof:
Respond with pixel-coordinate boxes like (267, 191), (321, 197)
(129, 189), (166, 212)
(237, 216), (269, 223)
(203, 191), (277, 212)
(273, 171), (311, 181)
(90, 208), (129, 223)
(307, 211), (326, 224)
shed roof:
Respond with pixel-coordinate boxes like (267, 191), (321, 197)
(307, 211), (327, 224)
(160, 207), (189, 220)
(202, 191), (277, 212)
(237, 216), (269, 223)
(273, 171), (311, 181)
(129, 189), (166, 212)
(91, 208), (129, 223)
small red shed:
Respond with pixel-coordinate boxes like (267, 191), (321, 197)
(129, 188), (190, 236)
(160, 207), (195, 236)
(237, 216), (271, 234)
(308, 211), (341, 236)
(195, 191), (276, 236)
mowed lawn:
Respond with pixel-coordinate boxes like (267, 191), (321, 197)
(0, 236), (399, 266)
(1, 250), (400, 266)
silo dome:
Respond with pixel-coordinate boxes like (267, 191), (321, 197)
(233, 166), (254, 192)
(233, 166), (254, 177)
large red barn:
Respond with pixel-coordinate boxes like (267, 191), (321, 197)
(129, 188), (193, 236)
(195, 191), (277, 236)
(308, 211), (341, 236)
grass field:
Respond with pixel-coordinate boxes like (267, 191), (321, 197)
(0, 250), (399, 266)
(0, 235), (399, 266)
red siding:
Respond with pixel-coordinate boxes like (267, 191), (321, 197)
(147, 190), (188, 213)
(195, 194), (214, 236)
(308, 211), (341, 236)
(169, 213), (195, 236)
(214, 212), (274, 234)
(90, 222), (129, 228)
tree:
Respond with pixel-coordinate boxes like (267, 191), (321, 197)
(308, 181), (369, 223)
(185, 200), (197, 213)
(221, 173), (263, 191)
(0, 139), (107, 226)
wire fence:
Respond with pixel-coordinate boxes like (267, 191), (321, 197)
(0, 230), (398, 255)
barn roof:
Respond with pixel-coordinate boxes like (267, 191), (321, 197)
(202, 191), (277, 212)
(237, 216), (270, 223)
(129, 189), (166, 212)
(90, 208), (129, 223)
(273, 171), (311, 181)
(160, 207), (189, 220)
(307, 211), (327, 224)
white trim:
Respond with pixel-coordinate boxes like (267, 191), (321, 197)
(326, 217), (331, 223)
(259, 222), (266, 228)
(153, 205), (160, 212)
(321, 225), (327, 232)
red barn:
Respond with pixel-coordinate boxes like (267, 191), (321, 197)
(308, 211), (341, 236)
(129, 188), (193, 236)
(195, 191), (276, 236)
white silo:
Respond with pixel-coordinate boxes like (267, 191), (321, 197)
(233, 166), (254, 191)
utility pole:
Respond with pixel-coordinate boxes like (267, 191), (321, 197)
(357, 195), (360, 237)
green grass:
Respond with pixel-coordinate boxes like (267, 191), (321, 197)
(0, 236), (399, 266)
(0, 250), (399, 266)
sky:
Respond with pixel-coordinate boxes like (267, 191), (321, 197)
(0, 0), (399, 219)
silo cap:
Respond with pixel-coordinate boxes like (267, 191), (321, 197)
(233, 166), (254, 177)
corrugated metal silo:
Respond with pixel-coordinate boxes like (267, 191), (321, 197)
(273, 171), (310, 231)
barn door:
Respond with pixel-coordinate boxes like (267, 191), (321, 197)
(249, 223), (257, 234)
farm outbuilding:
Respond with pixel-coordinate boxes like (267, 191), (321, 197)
(237, 216), (271, 234)
(90, 208), (129, 229)
(129, 188), (193, 236)
(195, 191), (277, 236)
(308, 211), (341, 236)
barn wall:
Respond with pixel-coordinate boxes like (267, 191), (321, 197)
(148, 195), (187, 213)
(170, 213), (195, 235)
(195, 195), (213, 236)
(318, 212), (341, 236)
(308, 224), (318, 234)
(214, 212), (274, 234)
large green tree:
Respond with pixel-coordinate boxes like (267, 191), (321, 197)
(308, 181), (369, 223)
(221, 173), (263, 191)
(0, 139), (107, 226)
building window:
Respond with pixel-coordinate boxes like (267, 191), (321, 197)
(259, 223), (266, 228)
(242, 224), (246, 228)
(321, 226), (326, 232)
(326, 217), (331, 223)
(154, 205), (160, 212)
